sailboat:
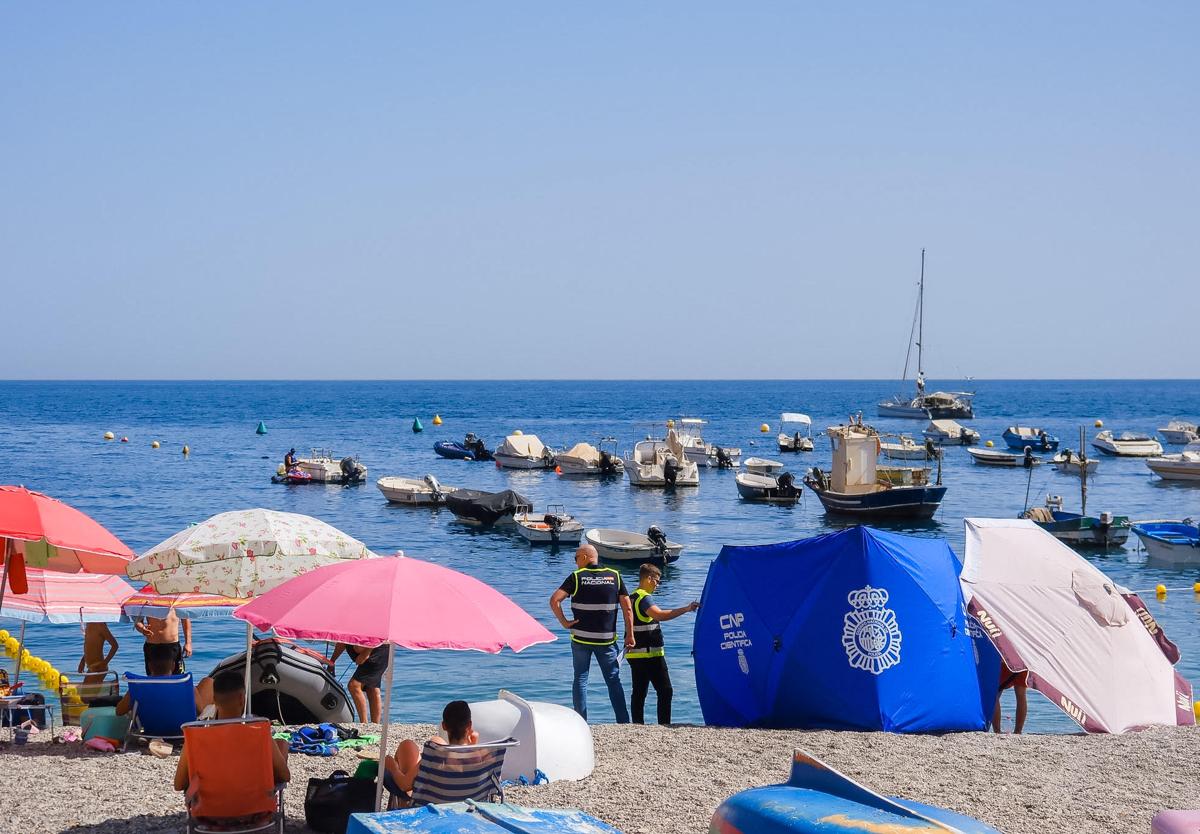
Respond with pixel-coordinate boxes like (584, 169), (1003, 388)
(877, 250), (975, 420)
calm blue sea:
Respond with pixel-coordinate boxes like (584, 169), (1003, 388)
(1, 380), (1198, 732)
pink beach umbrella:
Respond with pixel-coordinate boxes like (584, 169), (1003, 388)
(234, 555), (555, 809)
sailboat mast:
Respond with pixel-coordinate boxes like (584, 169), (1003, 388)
(917, 248), (924, 380)
(1079, 425), (1088, 515)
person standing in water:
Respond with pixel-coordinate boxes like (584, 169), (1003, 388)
(626, 562), (698, 725)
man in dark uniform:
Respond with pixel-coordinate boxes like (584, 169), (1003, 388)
(550, 544), (633, 723)
(627, 562), (699, 725)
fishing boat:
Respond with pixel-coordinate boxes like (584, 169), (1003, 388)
(877, 250), (975, 420)
(1002, 427), (1059, 452)
(376, 475), (459, 505)
(555, 438), (624, 478)
(803, 416), (946, 519)
(1050, 449), (1098, 476)
(1145, 441), (1200, 481)
(922, 419), (979, 446)
(676, 418), (741, 468)
(879, 434), (933, 461)
(289, 449), (368, 484)
(1021, 428), (1129, 549)
(1092, 430), (1163, 457)
(1158, 421), (1199, 444)
(493, 434), (556, 469)
(434, 433), (493, 461)
(1132, 520), (1200, 568)
(514, 506), (584, 545)
(743, 457), (784, 475)
(624, 431), (700, 488)
(777, 413), (814, 452)
(443, 489), (532, 526)
(584, 527), (683, 565)
(735, 471), (801, 503)
(967, 446), (1041, 467)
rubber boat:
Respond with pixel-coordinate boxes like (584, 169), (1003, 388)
(623, 431), (700, 488)
(967, 446), (1041, 467)
(1146, 441), (1200, 481)
(443, 489), (532, 526)
(434, 434), (493, 461)
(743, 457), (784, 475)
(376, 475), (459, 505)
(1051, 448), (1099, 475)
(1092, 430), (1163, 457)
(1021, 496), (1131, 549)
(1132, 520), (1200, 568)
(209, 638), (354, 725)
(879, 434), (933, 460)
(468, 689), (594, 782)
(513, 506), (584, 545)
(555, 439), (624, 478)
(1158, 421), (1199, 444)
(712, 750), (1000, 834)
(676, 418), (741, 468)
(293, 449), (368, 484)
(584, 527), (682, 565)
(1003, 426), (1059, 451)
(777, 413), (814, 452)
(735, 471), (801, 503)
(922, 418), (980, 446)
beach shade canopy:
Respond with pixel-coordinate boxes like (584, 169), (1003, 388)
(962, 518), (1195, 733)
(0, 486), (134, 574)
(126, 508), (374, 599)
(0, 569), (133, 624)
(693, 526), (995, 732)
(122, 586), (246, 621)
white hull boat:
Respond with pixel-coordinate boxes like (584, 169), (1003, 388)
(735, 471), (801, 503)
(922, 419), (980, 446)
(296, 449), (368, 484)
(1146, 442), (1200, 481)
(676, 418), (741, 468)
(968, 446), (1041, 467)
(555, 439), (624, 478)
(777, 413), (814, 453)
(494, 434), (556, 469)
(1092, 431), (1163, 457)
(1050, 451), (1099, 476)
(514, 507), (584, 545)
(1159, 421), (1199, 445)
(743, 457), (784, 475)
(880, 435), (932, 461)
(376, 475), (459, 505)
(584, 527), (683, 564)
(624, 431), (700, 487)
(1132, 521), (1200, 568)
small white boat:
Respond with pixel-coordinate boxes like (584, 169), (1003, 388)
(376, 475), (459, 505)
(1158, 421), (1199, 444)
(296, 449), (368, 483)
(735, 471), (801, 503)
(624, 431), (700, 488)
(514, 506), (585, 545)
(1145, 442), (1200, 481)
(777, 413), (814, 453)
(1132, 520), (1200, 567)
(555, 439), (624, 478)
(879, 435), (932, 461)
(1091, 430), (1163, 458)
(676, 418), (741, 468)
(922, 419), (980, 446)
(584, 527), (683, 564)
(743, 457), (784, 475)
(494, 434), (557, 469)
(1050, 450), (1099, 476)
(967, 446), (1041, 467)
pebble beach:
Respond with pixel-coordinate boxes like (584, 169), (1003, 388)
(1, 722), (1197, 834)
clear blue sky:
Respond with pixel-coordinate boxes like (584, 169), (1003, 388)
(2, 4), (1195, 379)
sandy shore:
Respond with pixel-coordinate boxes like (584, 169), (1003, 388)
(1, 722), (1197, 834)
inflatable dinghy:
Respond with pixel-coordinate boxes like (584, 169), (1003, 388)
(209, 638), (354, 724)
(468, 689), (594, 783)
(711, 750), (1000, 834)
(346, 802), (624, 834)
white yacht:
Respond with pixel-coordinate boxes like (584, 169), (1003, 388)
(1091, 431), (1163, 458)
(624, 430), (700, 487)
(777, 413), (814, 452)
(1145, 442), (1200, 481)
(675, 418), (741, 468)
(1159, 421), (1199, 444)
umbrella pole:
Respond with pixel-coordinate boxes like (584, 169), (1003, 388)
(243, 622), (253, 718)
(0, 540), (11, 628)
(373, 642), (396, 812)
(12, 621), (25, 686)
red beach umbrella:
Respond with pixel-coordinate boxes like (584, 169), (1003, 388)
(0, 486), (134, 575)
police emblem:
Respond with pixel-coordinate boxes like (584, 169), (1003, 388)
(842, 585), (902, 674)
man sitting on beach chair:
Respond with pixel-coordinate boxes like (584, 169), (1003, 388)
(116, 644), (206, 716)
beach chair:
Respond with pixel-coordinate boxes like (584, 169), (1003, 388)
(388, 738), (519, 809)
(122, 672), (197, 751)
(181, 717), (286, 834)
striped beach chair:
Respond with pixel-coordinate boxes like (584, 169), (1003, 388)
(402, 738), (518, 808)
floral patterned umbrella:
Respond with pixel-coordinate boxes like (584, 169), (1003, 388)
(126, 509), (375, 599)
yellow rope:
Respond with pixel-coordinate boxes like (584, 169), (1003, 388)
(0, 629), (83, 705)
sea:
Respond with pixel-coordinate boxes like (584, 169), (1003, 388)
(1, 379), (1198, 732)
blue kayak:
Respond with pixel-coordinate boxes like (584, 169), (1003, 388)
(711, 750), (1000, 834)
(347, 802), (624, 834)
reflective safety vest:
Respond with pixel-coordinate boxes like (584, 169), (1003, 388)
(566, 567), (624, 646)
(627, 588), (664, 659)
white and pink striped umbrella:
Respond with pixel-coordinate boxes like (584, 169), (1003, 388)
(0, 568), (134, 624)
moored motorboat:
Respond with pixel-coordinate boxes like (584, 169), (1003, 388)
(1002, 426), (1059, 452)
(967, 446), (1041, 467)
(1159, 421), (1199, 444)
(555, 438), (624, 478)
(290, 449), (368, 484)
(777, 413), (814, 452)
(584, 526), (683, 565)
(443, 489), (532, 526)
(494, 434), (556, 469)
(676, 418), (741, 468)
(434, 433), (493, 461)
(1021, 496), (1130, 549)
(879, 434), (933, 461)
(1092, 430), (1163, 457)
(1145, 442), (1200, 481)
(922, 419), (980, 446)
(514, 506), (584, 545)
(735, 471), (801, 503)
(1132, 520), (1200, 568)
(208, 638), (354, 724)
(624, 431), (700, 488)
(1050, 449), (1099, 476)
(376, 474), (459, 505)
(743, 457), (784, 475)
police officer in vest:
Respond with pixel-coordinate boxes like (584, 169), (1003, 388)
(550, 544), (634, 723)
(628, 562), (699, 724)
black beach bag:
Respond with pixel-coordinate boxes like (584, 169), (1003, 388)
(304, 770), (377, 834)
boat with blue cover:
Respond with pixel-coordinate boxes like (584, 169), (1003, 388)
(711, 750), (999, 834)
(346, 802), (624, 834)
(434, 434), (493, 461)
(1003, 426), (1059, 451)
(1132, 520), (1200, 568)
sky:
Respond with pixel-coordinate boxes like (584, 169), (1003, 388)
(2, 3), (1196, 380)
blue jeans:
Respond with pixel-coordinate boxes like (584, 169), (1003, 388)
(571, 641), (629, 723)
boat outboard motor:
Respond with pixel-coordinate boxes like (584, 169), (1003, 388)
(544, 513), (564, 543)
(715, 446), (733, 469)
(1023, 446), (1035, 469)
(662, 455), (679, 487)
(777, 471), (798, 496)
(598, 449), (617, 476)
(646, 525), (669, 557)
(793, 431), (803, 450)
(340, 457), (365, 484)
(423, 474), (444, 501)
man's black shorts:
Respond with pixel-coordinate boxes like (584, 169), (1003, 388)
(351, 645), (390, 689)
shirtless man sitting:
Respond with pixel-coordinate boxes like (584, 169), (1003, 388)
(135, 609), (192, 675)
(115, 644), (207, 716)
